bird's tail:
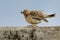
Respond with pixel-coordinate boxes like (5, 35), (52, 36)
(43, 18), (48, 23)
(46, 13), (56, 18)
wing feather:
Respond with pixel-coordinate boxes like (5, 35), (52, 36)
(30, 10), (48, 22)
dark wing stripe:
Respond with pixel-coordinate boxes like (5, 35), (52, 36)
(32, 17), (41, 20)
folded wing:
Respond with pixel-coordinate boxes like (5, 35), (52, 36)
(30, 10), (48, 23)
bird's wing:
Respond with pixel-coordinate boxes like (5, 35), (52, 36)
(30, 10), (42, 20)
(30, 10), (48, 22)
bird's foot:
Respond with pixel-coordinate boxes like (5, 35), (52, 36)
(26, 24), (36, 27)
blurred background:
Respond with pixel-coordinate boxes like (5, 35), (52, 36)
(0, 0), (60, 27)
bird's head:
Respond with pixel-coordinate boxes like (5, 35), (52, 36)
(21, 9), (30, 16)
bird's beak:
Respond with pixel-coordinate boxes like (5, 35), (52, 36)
(21, 11), (24, 14)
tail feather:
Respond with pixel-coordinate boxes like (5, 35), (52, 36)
(46, 13), (56, 18)
(43, 18), (48, 23)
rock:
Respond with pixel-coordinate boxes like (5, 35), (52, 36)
(0, 26), (60, 40)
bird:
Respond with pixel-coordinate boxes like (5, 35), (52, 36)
(21, 9), (55, 26)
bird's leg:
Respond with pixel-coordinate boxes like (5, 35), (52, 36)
(27, 24), (36, 27)
(31, 24), (36, 27)
(26, 24), (31, 27)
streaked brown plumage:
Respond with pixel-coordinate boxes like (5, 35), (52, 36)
(21, 9), (55, 25)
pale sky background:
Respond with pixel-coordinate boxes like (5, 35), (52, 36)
(0, 0), (60, 27)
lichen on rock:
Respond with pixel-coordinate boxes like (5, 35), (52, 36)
(0, 26), (60, 40)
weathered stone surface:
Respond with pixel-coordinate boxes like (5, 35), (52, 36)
(0, 26), (60, 40)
